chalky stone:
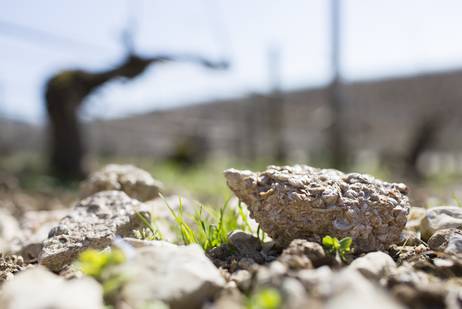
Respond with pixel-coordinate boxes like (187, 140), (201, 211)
(39, 191), (147, 271)
(225, 165), (410, 252)
(81, 164), (163, 202)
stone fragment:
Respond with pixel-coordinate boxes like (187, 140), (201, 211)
(389, 278), (448, 309)
(348, 251), (396, 280)
(211, 287), (245, 309)
(326, 269), (405, 309)
(229, 269), (252, 292)
(420, 206), (462, 241)
(278, 251), (313, 270)
(280, 277), (311, 309)
(0, 254), (25, 284)
(406, 207), (427, 231)
(120, 244), (225, 309)
(238, 257), (257, 270)
(254, 260), (288, 287)
(0, 266), (103, 309)
(280, 239), (326, 268)
(13, 209), (69, 262)
(428, 228), (462, 255)
(81, 164), (163, 201)
(39, 191), (147, 271)
(206, 244), (236, 269)
(399, 230), (421, 247)
(228, 231), (264, 263)
(296, 266), (334, 297)
(225, 165), (410, 252)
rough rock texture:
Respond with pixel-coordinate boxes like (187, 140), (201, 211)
(80, 164), (163, 201)
(0, 266), (103, 309)
(39, 191), (147, 271)
(279, 239), (327, 269)
(428, 228), (462, 255)
(420, 207), (462, 241)
(12, 209), (69, 262)
(225, 165), (410, 252)
(0, 255), (25, 284)
(119, 244), (225, 309)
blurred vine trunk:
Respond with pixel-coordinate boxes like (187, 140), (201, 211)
(45, 55), (155, 180)
(45, 54), (228, 180)
(327, 0), (350, 169)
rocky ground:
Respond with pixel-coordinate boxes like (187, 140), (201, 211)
(0, 164), (461, 309)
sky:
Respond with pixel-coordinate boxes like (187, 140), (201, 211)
(1, 0), (462, 123)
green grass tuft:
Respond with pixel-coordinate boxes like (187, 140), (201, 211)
(135, 194), (258, 251)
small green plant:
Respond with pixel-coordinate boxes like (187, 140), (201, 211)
(77, 249), (127, 305)
(78, 248), (125, 279)
(322, 235), (352, 262)
(246, 288), (282, 309)
(134, 212), (163, 241)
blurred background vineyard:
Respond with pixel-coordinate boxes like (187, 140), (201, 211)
(2, 0), (462, 211)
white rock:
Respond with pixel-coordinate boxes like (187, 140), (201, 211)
(81, 164), (163, 201)
(122, 237), (177, 249)
(0, 266), (103, 309)
(326, 269), (405, 309)
(120, 244), (225, 309)
(39, 191), (148, 271)
(420, 206), (462, 240)
(0, 209), (21, 253)
(280, 277), (310, 309)
(296, 266), (333, 298)
(348, 251), (396, 280)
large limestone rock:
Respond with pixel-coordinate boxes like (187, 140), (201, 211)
(420, 206), (462, 241)
(81, 164), (163, 201)
(225, 165), (410, 252)
(0, 266), (103, 309)
(39, 191), (147, 271)
(120, 244), (225, 309)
